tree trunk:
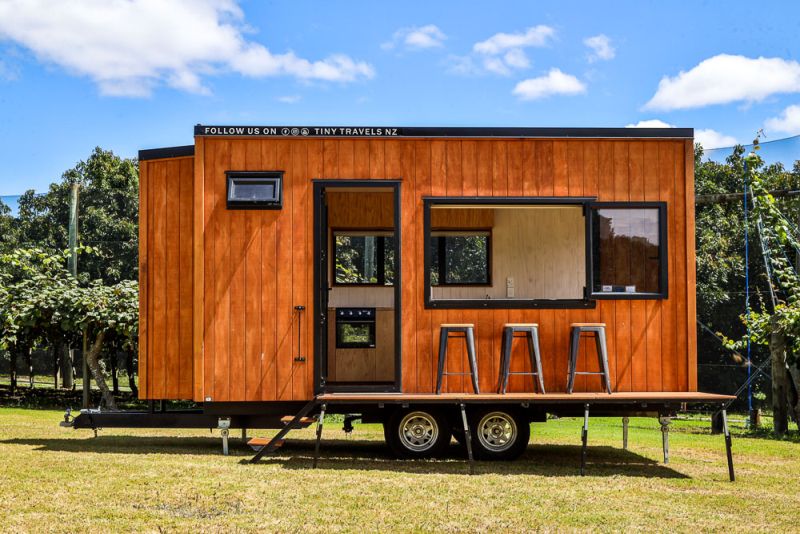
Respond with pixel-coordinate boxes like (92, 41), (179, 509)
(770, 318), (790, 435)
(110, 351), (119, 395)
(84, 331), (117, 410)
(62, 346), (74, 390)
(126, 348), (138, 397)
(25, 348), (33, 388)
(52, 341), (63, 389)
(9, 348), (17, 394)
(787, 357), (800, 429)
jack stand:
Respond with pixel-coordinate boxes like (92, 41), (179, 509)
(580, 404), (589, 476)
(721, 409), (735, 482)
(313, 403), (327, 469)
(218, 417), (231, 456)
(241, 428), (247, 442)
(622, 416), (629, 450)
(659, 416), (671, 464)
(459, 403), (474, 475)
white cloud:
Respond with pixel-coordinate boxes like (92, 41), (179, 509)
(277, 95), (301, 104)
(584, 34), (615, 62)
(645, 54), (800, 111)
(512, 68), (586, 100)
(626, 119), (675, 128)
(626, 119), (736, 148)
(695, 129), (737, 149)
(0, 0), (374, 97)
(461, 25), (554, 76)
(382, 25), (446, 51)
(473, 25), (555, 55)
(765, 104), (800, 136)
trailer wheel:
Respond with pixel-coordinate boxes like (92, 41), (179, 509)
(384, 409), (451, 459)
(469, 408), (530, 461)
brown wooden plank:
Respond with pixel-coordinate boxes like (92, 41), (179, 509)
(292, 140), (309, 399)
(192, 137), (205, 401)
(400, 141), (417, 392)
(275, 140), (294, 400)
(659, 141), (677, 391)
(429, 140), (448, 392)
(138, 162), (149, 398)
(674, 141), (689, 391)
(643, 142), (661, 392)
(685, 140), (698, 391)
(152, 160), (168, 399)
(260, 140), (278, 401)
(307, 140), (323, 395)
(415, 140), (433, 393)
(178, 157), (194, 398)
(338, 139), (355, 178)
(212, 140), (231, 401)
(228, 142), (247, 400)
(369, 140), (386, 179)
(202, 141), (216, 401)
(353, 140), (370, 178)
(243, 140), (262, 401)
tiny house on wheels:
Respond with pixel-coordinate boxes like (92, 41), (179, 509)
(68, 125), (735, 477)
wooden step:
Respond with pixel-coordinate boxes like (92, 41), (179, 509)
(247, 438), (284, 451)
(280, 415), (315, 426)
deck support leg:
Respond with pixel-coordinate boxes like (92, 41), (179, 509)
(721, 408), (735, 482)
(622, 416), (629, 450)
(460, 403), (474, 475)
(313, 403), (327, 469)
(580, 404), (589, 476)
(659, 416), (671, 464)
(241, 428), (247, 442)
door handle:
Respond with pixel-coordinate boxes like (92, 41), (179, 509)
(294, 305), (306, 362)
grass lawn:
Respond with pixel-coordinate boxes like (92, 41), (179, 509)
(0, 408), (798, 532)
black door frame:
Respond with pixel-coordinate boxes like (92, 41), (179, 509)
(313, 180), (402, 394)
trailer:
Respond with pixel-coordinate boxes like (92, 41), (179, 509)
(68, 125), (735, 478)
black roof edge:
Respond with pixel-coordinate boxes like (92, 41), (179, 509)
(194, 124), (694, 139)
(138, 145), (195, 161)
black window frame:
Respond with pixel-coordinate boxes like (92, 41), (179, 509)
(588, 201), (668, 300)
(226, 171), (283, 209)
(430, 229), (493, 287)
(331, 229), (396, 287)
(423, 197), (596, 310)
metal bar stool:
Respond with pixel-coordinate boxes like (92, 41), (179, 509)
(436, 324), (480, 394)
(498, 323), (545, 394)
(567, 323), (612, 394)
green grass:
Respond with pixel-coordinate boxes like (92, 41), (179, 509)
(0, 408), (798, 532)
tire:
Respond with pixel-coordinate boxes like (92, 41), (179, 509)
(383, 408), (451, 459)
(469, 408), (530, 461)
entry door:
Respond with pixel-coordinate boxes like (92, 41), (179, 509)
(313, 181), (402, 394)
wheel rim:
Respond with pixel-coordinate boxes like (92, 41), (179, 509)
(477, 412), (517, 452)
(398, 411), (439, 452)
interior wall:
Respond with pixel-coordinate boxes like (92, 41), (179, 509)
(432, 206), (585, 300)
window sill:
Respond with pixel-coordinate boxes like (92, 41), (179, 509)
(591, 292), (667, 300)
(425, 298), (595, 310)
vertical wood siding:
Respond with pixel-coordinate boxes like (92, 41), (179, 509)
(139, 138), (695, 400)
(139, 156), (194, 399)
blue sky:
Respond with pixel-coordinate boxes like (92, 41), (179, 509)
(1, 0), (800, 195)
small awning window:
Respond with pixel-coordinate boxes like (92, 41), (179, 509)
(226, 171), (283, 209)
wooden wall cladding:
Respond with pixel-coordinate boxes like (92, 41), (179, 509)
(140, 137), (695, 401)
(139, 156), (194, 400)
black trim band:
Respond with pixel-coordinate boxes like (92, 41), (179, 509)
(138, 145), (195, 161)
(195, 125), (693, 139)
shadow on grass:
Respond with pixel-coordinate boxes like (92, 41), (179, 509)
(2, 434), (688, 478)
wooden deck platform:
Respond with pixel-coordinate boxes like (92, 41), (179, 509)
(318, 391), (734, 405)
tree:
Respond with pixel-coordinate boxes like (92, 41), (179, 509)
(16, 147), (139, 285)
(721, 140), (800, 433)
(0, 247), (137, 409)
